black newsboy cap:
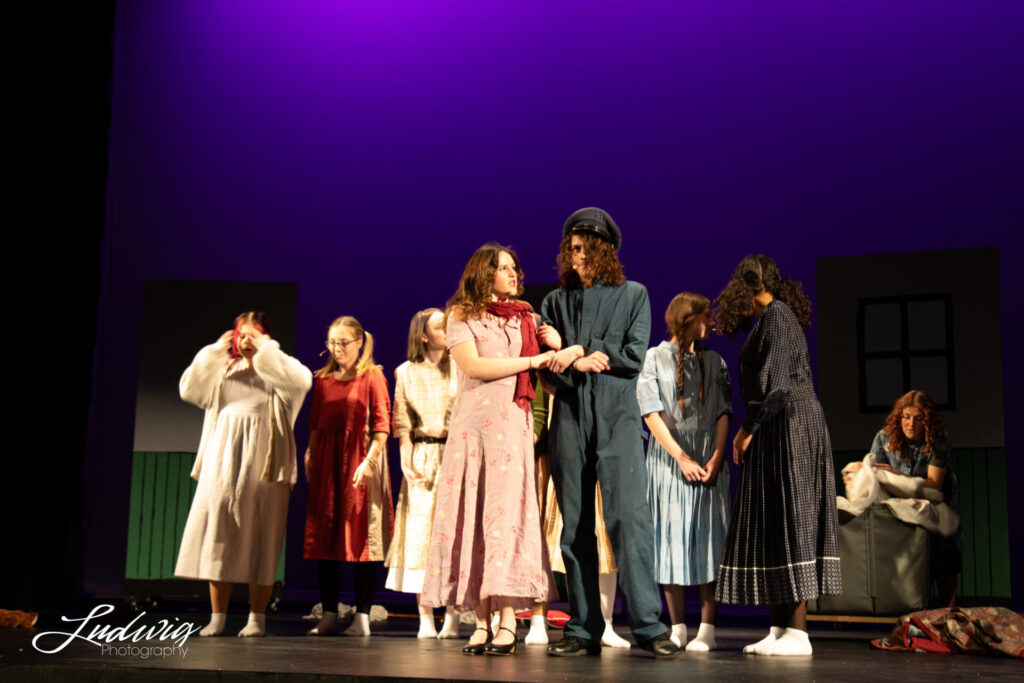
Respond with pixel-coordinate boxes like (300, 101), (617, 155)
(562, 207), (621, 250)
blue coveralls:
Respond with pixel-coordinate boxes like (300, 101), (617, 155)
(541, 279), (668, 642)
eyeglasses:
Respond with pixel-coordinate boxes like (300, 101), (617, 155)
(326, 339), (358, 350)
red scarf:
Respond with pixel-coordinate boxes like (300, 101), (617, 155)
(486, 300), (538, 414)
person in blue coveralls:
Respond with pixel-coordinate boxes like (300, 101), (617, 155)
(540, 207), (682, 660)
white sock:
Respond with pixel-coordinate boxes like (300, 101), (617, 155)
(238, 612), (266, 637)
(524, 614), (548, 645)
(663, 622), (688, 651)
(601, 619), (632, 649)
(743, 625), (785, 654)
(686, 622), (716, 651)
(343, 611), (370, 636)
(417, 614), (438, 639)
(490, 612), (500, 633)
(199, 613), (226, 637)
(669, 622), (688, 649)
(757, 627), (812, 656)
(437, 612), (460, 639)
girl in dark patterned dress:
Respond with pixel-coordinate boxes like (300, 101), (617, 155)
(713, 255), (841, 656)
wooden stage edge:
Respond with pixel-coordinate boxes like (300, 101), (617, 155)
(5, 608), (1022, 683)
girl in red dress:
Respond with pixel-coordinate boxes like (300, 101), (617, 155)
(304, 316), (393, 636)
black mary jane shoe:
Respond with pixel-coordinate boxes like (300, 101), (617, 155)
(547, 635), (601, 657)
(484, 626), (517, 656)
(462, 628), (491, 655)
(636, 632), (684, 660)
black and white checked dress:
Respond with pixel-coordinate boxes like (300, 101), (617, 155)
(716, 300), (842, 605)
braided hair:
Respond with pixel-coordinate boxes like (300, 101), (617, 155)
(665, 292), (710, 416)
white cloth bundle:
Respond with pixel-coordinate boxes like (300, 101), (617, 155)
(837, 453), (959, 537)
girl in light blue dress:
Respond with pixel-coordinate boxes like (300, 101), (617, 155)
(637, 292), (732, 651)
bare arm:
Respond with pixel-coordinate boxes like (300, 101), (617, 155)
(392, 367), (422, 484)
(701, 412), (730, 484)
(547, 344), (587, 373)
(353, 431), (389, 487)
(304, 430), (317, 483)
(643, 412), (706, 482)
(537, 323), (562, 351)
(398, 434), (424, 484)
(450, 340), (552, 380)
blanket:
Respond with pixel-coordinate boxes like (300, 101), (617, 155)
(837, 454), (959, 537)
(871, 606), (1024, 657)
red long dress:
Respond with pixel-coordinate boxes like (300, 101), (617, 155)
(303, 368), (393, 562)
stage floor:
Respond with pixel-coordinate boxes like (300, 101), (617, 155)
(5, 606), (1021, 682)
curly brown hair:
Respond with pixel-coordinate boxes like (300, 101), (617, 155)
(557, 233), (625, 288)
(665, 292), (710, 416)
(883, 390), (946, 463)
(712, 254), (811, 338)
(447, 243), (526, 321)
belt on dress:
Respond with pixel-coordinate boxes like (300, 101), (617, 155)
(413, 436), (447, 444)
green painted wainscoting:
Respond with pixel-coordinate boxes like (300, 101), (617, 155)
(125, 452), (285, 587)
(833, 447), (1011, 603)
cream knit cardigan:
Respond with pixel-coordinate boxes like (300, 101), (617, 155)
(180, 335), (312, 487)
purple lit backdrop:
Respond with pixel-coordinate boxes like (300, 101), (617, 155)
(88, 1), (1023, 601)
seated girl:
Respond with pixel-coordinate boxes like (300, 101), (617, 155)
(869, 389), (960, 607)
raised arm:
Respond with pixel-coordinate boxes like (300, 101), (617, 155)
(251, 336), (313, 412)
(179, 331), (233, 409)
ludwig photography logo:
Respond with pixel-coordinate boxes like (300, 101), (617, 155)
(32, 604), (201, 659)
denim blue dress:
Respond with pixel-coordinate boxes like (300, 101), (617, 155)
(637, 342), (733, 585)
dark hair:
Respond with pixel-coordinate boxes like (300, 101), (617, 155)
(406, 307), (450, 376)
(556, 233), (625, 288)
(231, 311), (272, 358)
(665, 293), (710, 416)
(712, 254), (811, 338)
(447, 243), (526, 321)
(883, 390), (946, 463)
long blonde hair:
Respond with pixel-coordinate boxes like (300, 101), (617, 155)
(316, 316), (380, 378)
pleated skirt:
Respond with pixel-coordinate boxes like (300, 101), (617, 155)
(716, 397), (842, 605)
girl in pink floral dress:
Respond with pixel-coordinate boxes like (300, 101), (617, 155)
(420, 243), (559, 656)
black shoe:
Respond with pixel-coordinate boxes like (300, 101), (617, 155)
(636, 632), (684, 659)
(547, 635), (601, 657)
(462, 628), (491, 655)
(484, 626), (517, 656)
